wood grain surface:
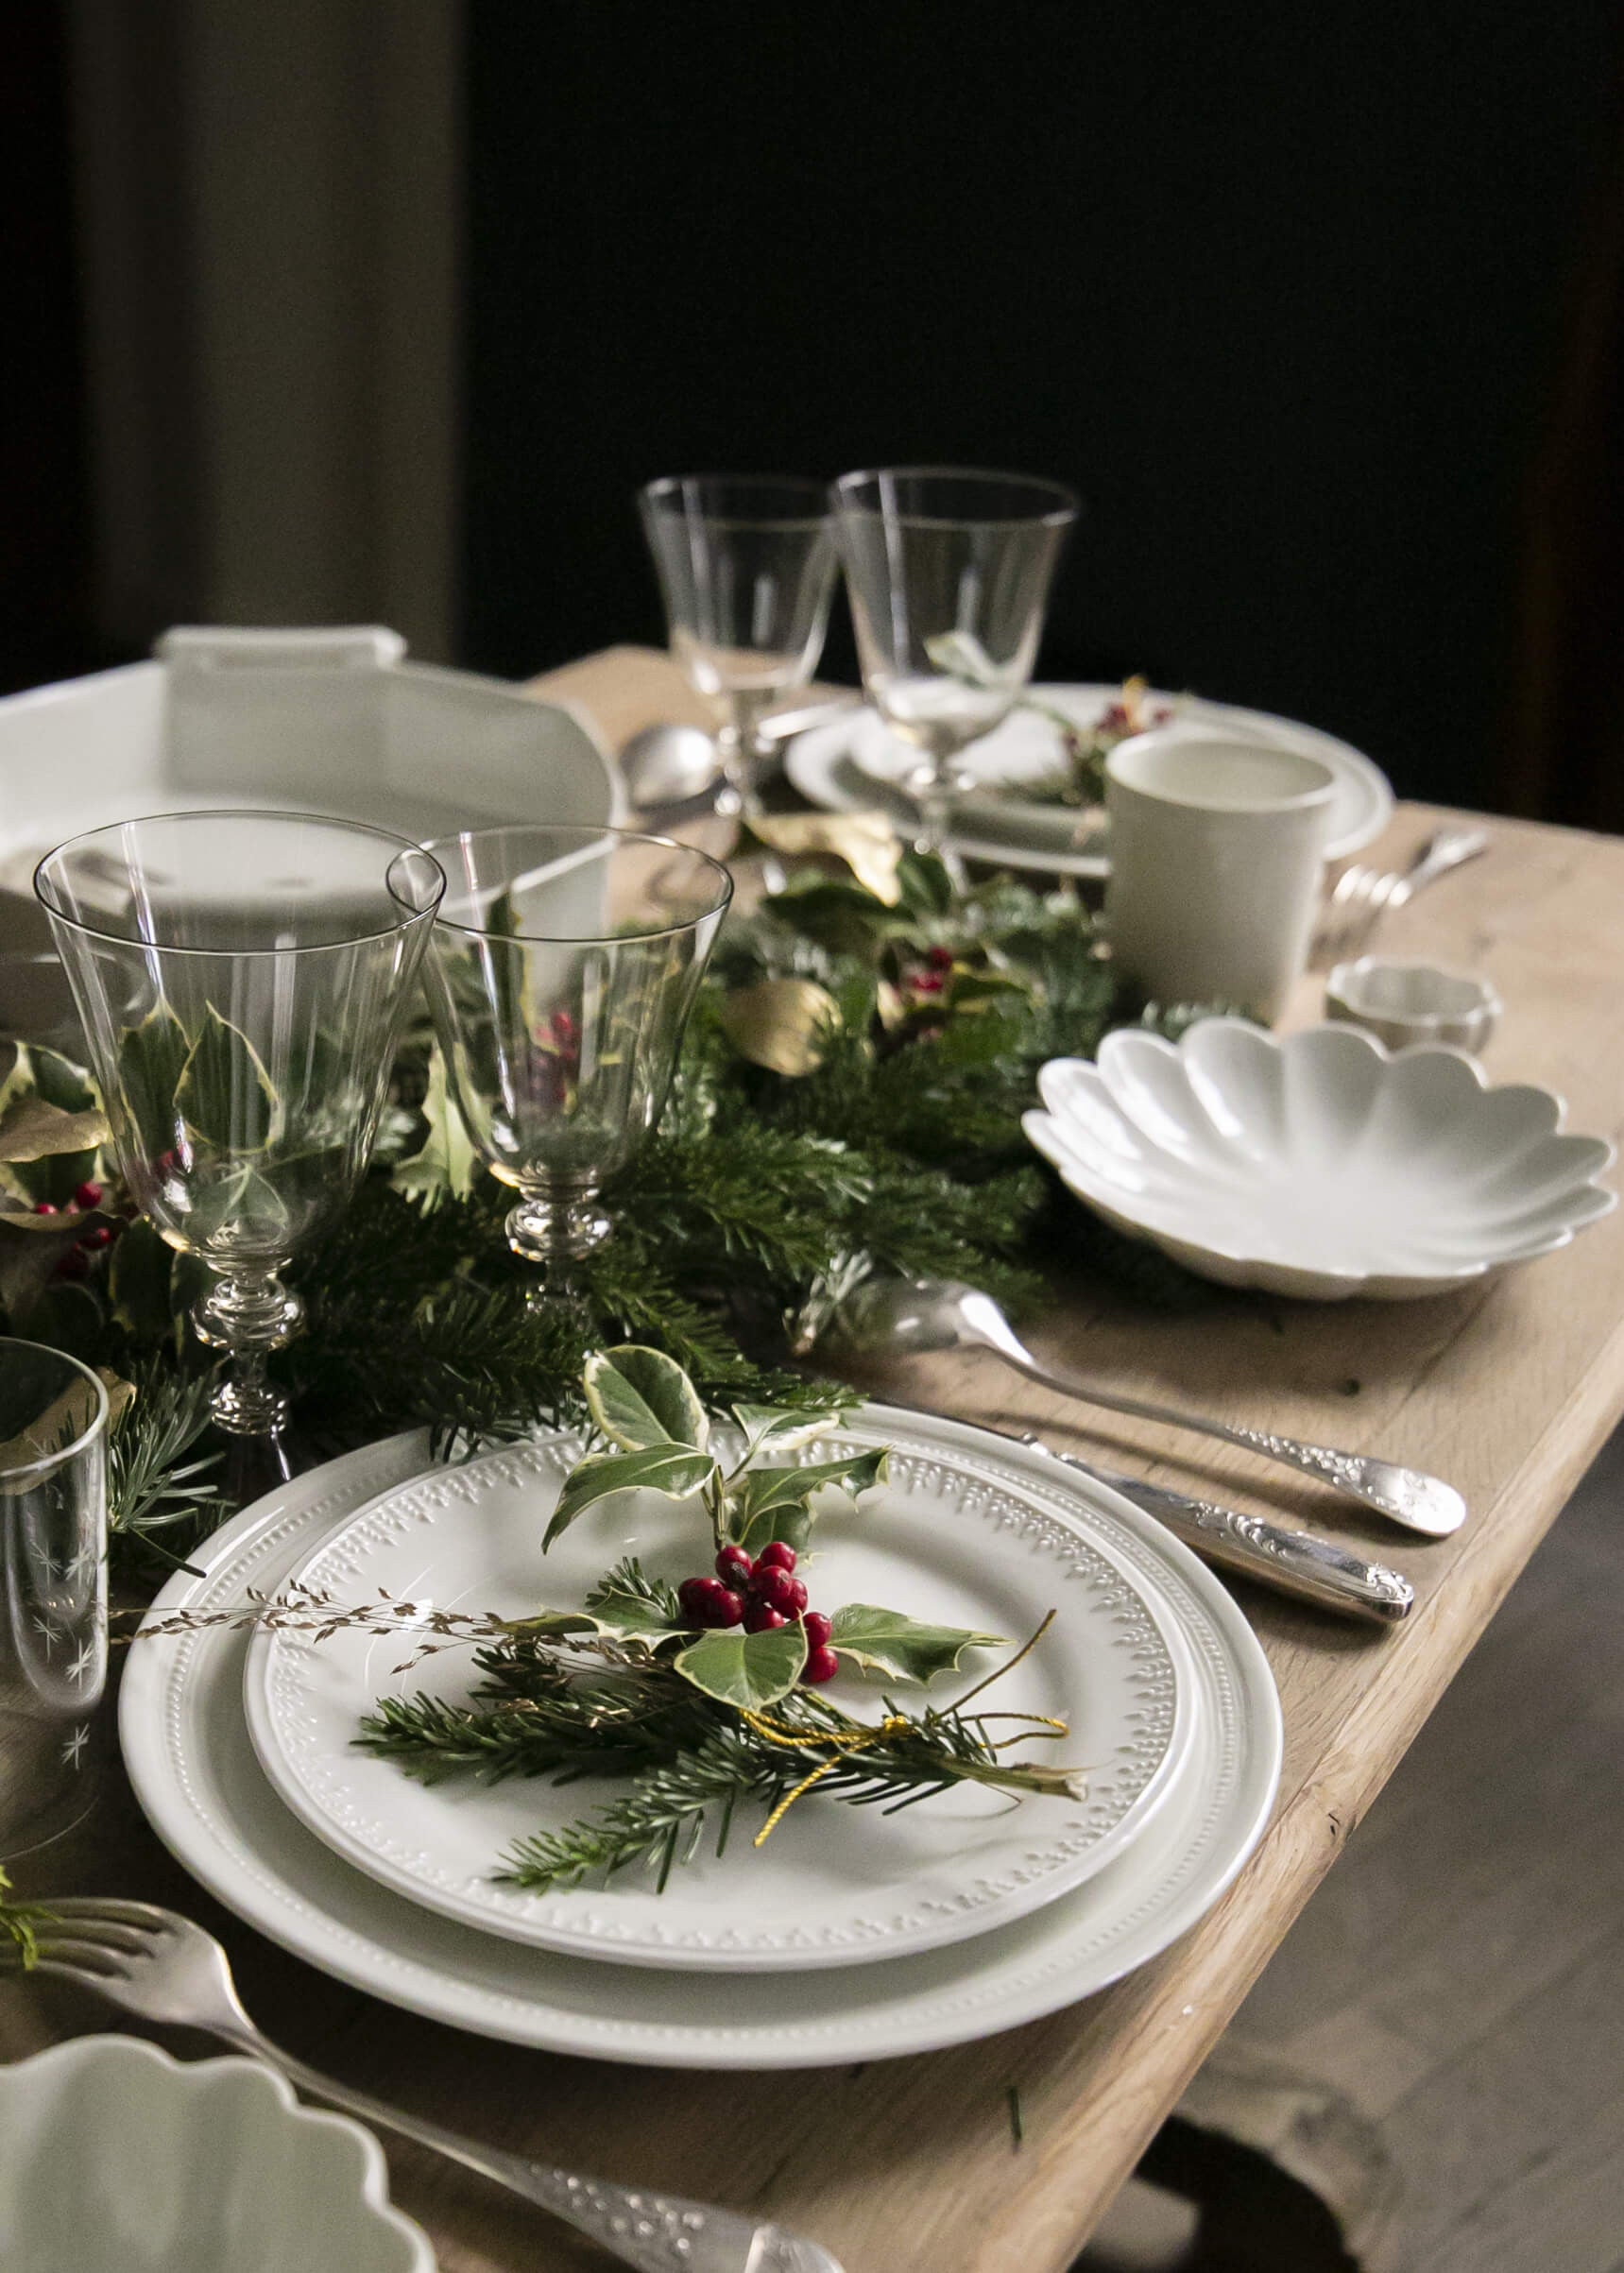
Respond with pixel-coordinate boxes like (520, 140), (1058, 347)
(6, 647), (1624, 2273)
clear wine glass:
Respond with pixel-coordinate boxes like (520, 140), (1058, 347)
(639, 474), (838, 817)
(831, 467), (1079, 877)
(419, 825), (731, 1292)
(35, 812), (445, 1442)
(1, 1337), (108, 1860)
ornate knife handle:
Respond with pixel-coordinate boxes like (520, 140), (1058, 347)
(1020, 1437), (1415, 1624)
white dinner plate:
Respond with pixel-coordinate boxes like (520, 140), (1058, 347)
(786, 684), (1393, 876)
(244, 1420), (1194, 1970)
(122, 1424), (1280, 2069)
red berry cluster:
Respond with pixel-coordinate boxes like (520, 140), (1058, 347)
(32, 1182), (119, 1280)
(676, 1543), (839, 1684)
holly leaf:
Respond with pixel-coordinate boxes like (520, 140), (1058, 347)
(728, 1446), (890, 1554)
(107, 1216), (178, 1340)
(0, 1199), (93, 1327)
(176, 1005), (281, 1153)
(583, 1345), (709, 1452)
(543, 1443), (718, 1550)
(115, 1004), (192, 1151)
(729, 1401), (841, 1460)
(389, 1040), (476, 1209)
(674, 1620), (808, 1710)
(0, 1096), (109, 1163)
(828, 1604), (1005, 1685)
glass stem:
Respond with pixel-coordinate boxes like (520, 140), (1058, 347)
(714, 690), (774, 821)
(506, 1181), (611, 1310)
(194, 1267), (302, 1437)
(907, 755), (970, 893)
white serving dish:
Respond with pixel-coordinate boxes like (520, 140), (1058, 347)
(244, 1423), (1194, 1971)
(1024, 1018), (1616, 1300)
(787, 683), (1392, 878)
(1326, 955), (1501, 1055)
(120, 1426), (1281, 2071)
(0, 625), (621, 896)
(0, 2033), (432, 2273)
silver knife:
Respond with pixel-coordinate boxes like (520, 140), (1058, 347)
(1017, 1432), (1413, 1624)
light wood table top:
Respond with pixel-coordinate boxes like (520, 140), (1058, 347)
(8, 646), (1624, 2273)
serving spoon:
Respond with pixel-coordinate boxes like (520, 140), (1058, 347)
(822, 1276), (1465, 1537)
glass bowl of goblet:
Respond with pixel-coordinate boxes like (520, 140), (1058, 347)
(419, 825), (732, 1285)
(35, 811), (445, 1441)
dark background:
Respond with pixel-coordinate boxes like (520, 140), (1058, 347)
(10, 4), (1624, 818)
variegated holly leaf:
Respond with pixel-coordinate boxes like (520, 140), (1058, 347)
(389, 1041), (477, 1208)
(0, 1045), (106, 1205)
(115, 1004), (191, 1151)
(674, 1620), (808, 1710)
(727, 1445), (890, 1556)
(0, 1095), (109, 1163)
(718, 977), (840, 1078)
(583, 1345), (709, 1453)
(543, 1443), (718, 1550)
(827, 1604), (1005, 1685)
(176, 1005), (280, 1153)
(0, 1195), (98, 1324)
(729, 1401), (842, 1459)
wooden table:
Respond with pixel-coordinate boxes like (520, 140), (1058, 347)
(8, 647), (1624, 2272)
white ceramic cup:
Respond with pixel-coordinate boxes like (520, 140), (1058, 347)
(1104, 728), (1337, 1021)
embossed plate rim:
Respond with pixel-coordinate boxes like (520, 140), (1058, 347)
(242, 1421), (1196, 1971)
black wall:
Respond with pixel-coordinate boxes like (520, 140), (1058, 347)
(462, 4), (1624, 810)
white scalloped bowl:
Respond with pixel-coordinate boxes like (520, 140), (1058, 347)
(1023, 1017), (1616, 1300)
(0, 2035), (434, 2273)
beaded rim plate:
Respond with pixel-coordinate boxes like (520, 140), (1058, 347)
(120, 1425), (1280, 2068)
(242, 1419), (1197, 1971)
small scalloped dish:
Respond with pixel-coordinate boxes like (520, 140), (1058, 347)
(0, 2034), (434, 2273)
(1023, 1018), (1616, 1300)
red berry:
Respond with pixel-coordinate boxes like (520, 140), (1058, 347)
(784, 1578), (809, 1615)
(677, 1577), (744, 1629)
(802, 1646), (840, 1685)
(54, 1247), (89, 1281)
(74, 1181), (104, 1211)
(926, 945), (954, 971)
(911, 971), (945, 996)
(715, 1545), (755, 1590)
(744, 1602), (786, 1633)
(80, 1225), (113, 1251)
(752, 1564), (798, 1615)
(31, 1200), (58, 1216)
(802, 1611), (832, 1649)
(755, 1542), (796, 1575)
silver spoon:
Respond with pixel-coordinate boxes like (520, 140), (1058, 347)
(619, 700), (863, 814)
(823, 1275), (1465, 1537)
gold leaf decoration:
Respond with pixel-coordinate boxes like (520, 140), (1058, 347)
(744, 811), (904, 906)
(717, 978), (839, 1078)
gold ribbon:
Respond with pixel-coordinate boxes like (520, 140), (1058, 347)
(739, 1707), (914, 1847)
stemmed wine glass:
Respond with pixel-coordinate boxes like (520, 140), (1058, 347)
(36, 812), (445, 1442)
(639, 474), (838, 818)
(419, 825), (731, 1293)
(831, 467), (1079, 880)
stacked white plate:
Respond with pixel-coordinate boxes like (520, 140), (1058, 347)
(122, 1408), (1281, 2070)
(785, 683), (1393, 879)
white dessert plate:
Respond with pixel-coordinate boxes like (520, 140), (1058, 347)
(121, 1425), (1281, 2069)
(1025, 1018), (1617, 1300)
(244, 1418), (1194, 1971)
(787, 685), (1392, 875)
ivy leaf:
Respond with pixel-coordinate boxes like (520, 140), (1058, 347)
(674, 1620), (808, 1710)
(115, 1005), (192, 1151)
(177, 1005), (282, 1153)
(543, 1443), (718, 1550)
(828, 1604), (1005, 1685)
(583, 1345), (709, 1452)
(727, 1445), (890, 1551)
(729, 1401), (841, 1459)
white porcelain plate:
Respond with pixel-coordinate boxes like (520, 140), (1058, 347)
(120, 1426), (1280, 2068)
(787, 685), (1392, 876)
(243, 1420), (1194, 1970)
(1026, 1018), (1617, 1300)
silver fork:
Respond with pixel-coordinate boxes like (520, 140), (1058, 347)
(1313, 827), (1488, 968)
(19, 1899), (842, 2273)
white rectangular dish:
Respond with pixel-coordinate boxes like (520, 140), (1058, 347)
(0, 625), (622, 897)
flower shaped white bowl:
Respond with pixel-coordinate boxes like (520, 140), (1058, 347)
(1023, 1018), (1616, 1300)
(0, 2035), (434, 2273)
